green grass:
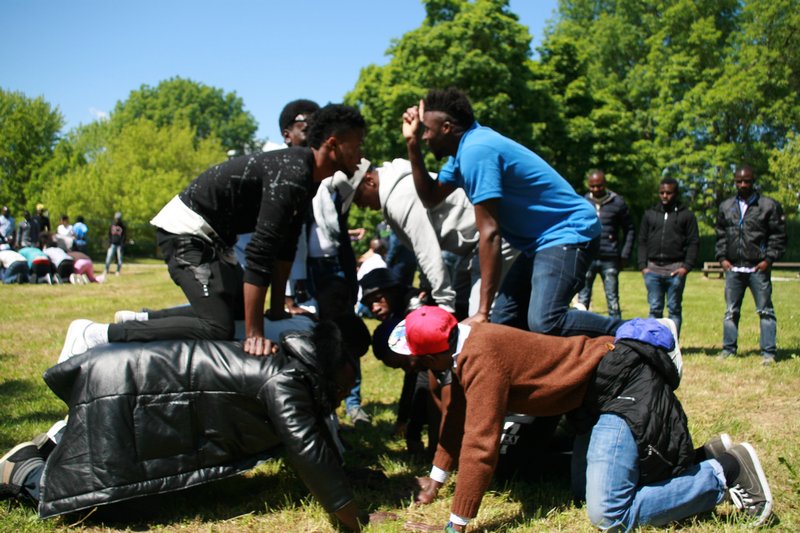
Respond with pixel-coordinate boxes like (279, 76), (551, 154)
(1, 265), (799, 532)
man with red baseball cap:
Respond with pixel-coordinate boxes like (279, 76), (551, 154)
(389, 306), (773, 531)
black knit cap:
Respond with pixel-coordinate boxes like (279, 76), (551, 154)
(359, 268), (401, 302)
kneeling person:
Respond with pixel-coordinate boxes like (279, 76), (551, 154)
(389, 307), (773, 531)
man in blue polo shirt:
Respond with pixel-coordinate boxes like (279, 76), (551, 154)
(402, 87), (621, 337)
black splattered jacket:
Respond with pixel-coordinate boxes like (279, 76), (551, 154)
(179, 147), (316, 286)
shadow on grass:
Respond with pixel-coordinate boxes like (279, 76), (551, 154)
(0, 379), (66, 447)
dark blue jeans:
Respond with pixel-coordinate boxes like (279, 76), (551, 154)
(722, 270), (777, 357)
(573, 414), (724, 530)
(491, 239), (622, 336)
(643, 272), (687, 337)
(578, 258), (621, 318)
(307, 255), (363, 410)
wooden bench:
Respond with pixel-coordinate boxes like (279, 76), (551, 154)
(702, 261), (800, 278)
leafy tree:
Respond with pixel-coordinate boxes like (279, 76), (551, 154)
(0, 89), (64, 210)
(537, 0), (800, 225)
(346, 0), (539, 168)
(111, 77), (258, 153)
(43, 119), (225, 254)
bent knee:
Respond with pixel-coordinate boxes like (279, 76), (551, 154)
(587, 502), (628, 532)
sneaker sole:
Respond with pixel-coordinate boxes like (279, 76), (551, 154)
(0, 442), (36, 466)
(58, 319), (91, 364)
(739, 442), (773, 526)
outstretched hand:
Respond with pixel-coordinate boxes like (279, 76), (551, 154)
(402, 99), (424, 142)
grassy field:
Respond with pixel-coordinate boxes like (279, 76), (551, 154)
(1, 264), (798, 532)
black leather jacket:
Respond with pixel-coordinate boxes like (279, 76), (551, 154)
(715, 193), (786, 267)
(38, 333), (352, 518)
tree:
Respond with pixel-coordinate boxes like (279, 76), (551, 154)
(538, 0), (800, 223)
(0, 89), (64, 211)
(111, 77), (258, 153)
(346, 0), (540, 168)
(42, 118), (225, 255)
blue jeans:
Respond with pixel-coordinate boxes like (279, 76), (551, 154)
(722, 270), (777, 357)
(643, 272), (687, 337)
(491, 240), (622, 336)
(578, 259), (621, 318)
(105, 243), (124, 273)
(307, 256), (363, 410)
(577, 414), (724, 531)
(2, 260), (29, 283)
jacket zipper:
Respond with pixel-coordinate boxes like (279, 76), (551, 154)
(646, 444), (675, 467)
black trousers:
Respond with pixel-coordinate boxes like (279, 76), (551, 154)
(108, 231), (244, 342)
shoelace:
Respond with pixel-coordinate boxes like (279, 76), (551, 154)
(729, 484), (762, 514)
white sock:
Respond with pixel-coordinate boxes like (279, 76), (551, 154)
(136, 311), (149, 321)
(85, 323), (109, 348)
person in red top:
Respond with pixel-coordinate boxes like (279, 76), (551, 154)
(389, 306), (773, 531)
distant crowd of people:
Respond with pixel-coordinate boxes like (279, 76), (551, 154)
(1, 92), (784, 531)
(0, 207), (127, 284)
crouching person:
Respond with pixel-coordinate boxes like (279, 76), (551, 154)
(390, 307), (772, 531)
(0, 322), (364, 531)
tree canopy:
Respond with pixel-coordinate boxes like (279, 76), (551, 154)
(0, 89), (64, 211)
(112, 77), (259, 153)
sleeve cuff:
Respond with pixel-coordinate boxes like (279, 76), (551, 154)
(430, 466), (449, 483)
(449, 513), (470, 526)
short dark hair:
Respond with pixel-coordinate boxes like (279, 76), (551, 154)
(660, 176), (679, 190)
(423, 87), (475, 129)
(278, 99), (320, 132)
(306, 104), (365, 149)
(587, 169), (605, 179)
(735, 164), (755, 178)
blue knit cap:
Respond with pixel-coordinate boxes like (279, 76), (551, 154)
(615, 318), (675, 351)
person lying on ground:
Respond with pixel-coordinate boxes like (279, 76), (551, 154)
(0, 321), (366, 531)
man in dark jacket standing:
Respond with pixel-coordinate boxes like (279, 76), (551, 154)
(638, 177), (699, 337)
(716, 165), (787, 365)
(577, 170), (635, 318)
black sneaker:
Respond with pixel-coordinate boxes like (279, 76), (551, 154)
(726, 443), (773, 526)
(703, 433), (733, 460)
(0, 442), (43, 499)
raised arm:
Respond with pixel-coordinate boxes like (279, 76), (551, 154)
(403, 100), (455, 208)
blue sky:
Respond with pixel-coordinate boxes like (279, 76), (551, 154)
(1, 0), (559, 142)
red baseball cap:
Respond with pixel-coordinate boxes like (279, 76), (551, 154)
(388, 306), (457, 356)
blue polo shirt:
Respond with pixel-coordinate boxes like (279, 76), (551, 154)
(438, 122), (599, 255)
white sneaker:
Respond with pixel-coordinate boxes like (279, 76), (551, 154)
(655, 318), (682, 379)
(81, 274), (90, 284)
(58, 319), (94, 363)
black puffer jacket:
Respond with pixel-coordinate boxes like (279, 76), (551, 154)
(584, 191), (635, 260)
(38, 331), (352, 518)
(581, 340), (694, 485)
(637, 202), (699, 270)
(715, 194), (787, 267)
